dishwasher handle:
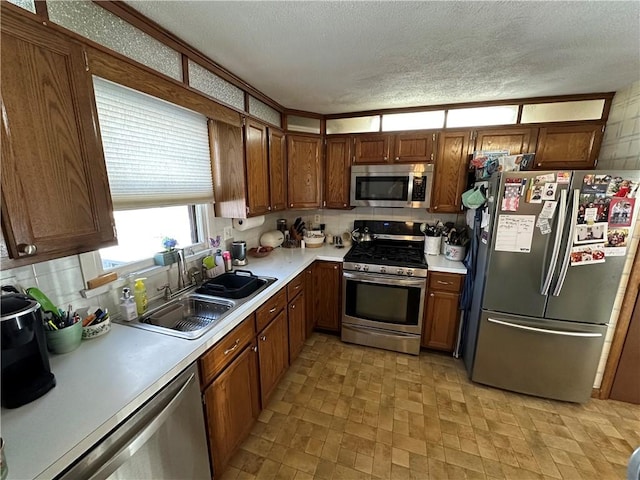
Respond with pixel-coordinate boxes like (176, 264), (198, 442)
(89, 372), (197, 480)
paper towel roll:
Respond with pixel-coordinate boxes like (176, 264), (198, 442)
(232, 216), (265, 231)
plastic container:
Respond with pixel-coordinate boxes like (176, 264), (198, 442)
(134, 278), (148, 315)
(196, 271), (259, 299)
(444, 243), (466, 261)
(120, 288), (137, 321)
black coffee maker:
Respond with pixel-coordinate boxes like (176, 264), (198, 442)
(1, 292), (56, 408)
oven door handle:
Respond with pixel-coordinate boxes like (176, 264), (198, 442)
(343, 271), (426, 288)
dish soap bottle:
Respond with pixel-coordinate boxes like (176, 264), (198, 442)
(133, 278), (148, 315)
(120, 287), (137, 321)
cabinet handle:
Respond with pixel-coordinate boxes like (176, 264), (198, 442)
(260, 335), (267, 341)
(436, 281), (452, 285)
(295, 285), (300, 290)
(343, 203), (347, 207)
(291, 304), (296, 309)
(430, 293), (434, 297)
(223, 339), (240, 355)
(18, 244), (37, 256)
(269, 307), (277, 313)
(395, 157), (399, 161)
(252, 346), (258, 352)
(384, 156), (388, 161)
(333, 265), (338, 269)
(268, 206), (272, 211)
(537, 163), (542, 167)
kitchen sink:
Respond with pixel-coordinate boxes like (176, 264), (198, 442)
(115, 275), (277, 339)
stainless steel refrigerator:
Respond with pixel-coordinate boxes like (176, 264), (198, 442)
(462, 169), (639, 403)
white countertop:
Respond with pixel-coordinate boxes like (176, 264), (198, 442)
(1, 246), (463, 479)
(425, 254), (467, 274)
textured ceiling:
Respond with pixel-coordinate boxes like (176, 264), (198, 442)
(124, 1), (640, 114)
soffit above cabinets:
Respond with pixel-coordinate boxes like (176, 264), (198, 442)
(124, 1), (640, 114)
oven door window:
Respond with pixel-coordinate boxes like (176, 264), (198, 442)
(355, 176), (409, 201)
(345, 279), (421, 325)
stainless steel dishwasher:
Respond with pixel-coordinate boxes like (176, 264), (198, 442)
(57, 364), (211, 479)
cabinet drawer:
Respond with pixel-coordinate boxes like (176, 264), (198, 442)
(256, 288), (287, 332)
(428, 272), (463, 292)
(287, 272), (305, 301)
(199, 314), (256, 387)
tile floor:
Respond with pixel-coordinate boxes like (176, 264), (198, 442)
(222, 333), (639, 479)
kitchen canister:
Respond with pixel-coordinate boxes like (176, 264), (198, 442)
(444, 243), (466, 261)
(424, 236), (441, 256)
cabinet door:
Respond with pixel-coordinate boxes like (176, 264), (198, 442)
(211, 121), (246, 218)
(354, 134), (391, 164)
(288, 290), (306, 363)
(534, 125), (603, 170)
(305, 265), (316, 337)
(257, 310), (289, 406)
(422, 290), (461, 352)
(393, 131), (437, 163)
(325, 136), (352, 209)
(269, 128), (287, 212)
(474, 127), (537, 155)
(314, 261), (342, 332)
(245, 119), (270, 216)
(431, 131), (471, 213)
(203, 343), (260, 476)
(1, 10), (115, 264)
(287, 135), (322, 209)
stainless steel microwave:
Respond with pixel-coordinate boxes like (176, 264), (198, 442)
(350, 164), (433, 208)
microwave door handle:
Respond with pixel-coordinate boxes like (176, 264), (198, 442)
(540, 188), (567, 295)
(553, 188), (580, 296)
(407, 176), (415, 207)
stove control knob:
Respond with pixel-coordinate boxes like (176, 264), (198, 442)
(363, 265), (369, 272)
(380, 267), (386, 273)
(406, 269), (414, 277)
(397, 268), (404, 275)
(354, 264), (361, 271)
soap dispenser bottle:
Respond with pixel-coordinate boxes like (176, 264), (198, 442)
(133, 278), (148, 315)
(120, 287), (137, 321)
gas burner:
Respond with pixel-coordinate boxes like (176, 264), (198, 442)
(344, 221), (428, 277)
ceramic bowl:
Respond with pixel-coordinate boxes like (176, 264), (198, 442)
(303, 234), (325, 248)
(45, 320), (82, 354)
(82, 316), (111, 340)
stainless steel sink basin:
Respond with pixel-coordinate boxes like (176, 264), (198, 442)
(115, 275), (277, 339)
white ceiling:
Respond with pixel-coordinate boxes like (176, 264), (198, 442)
(125, 1), (640, 115)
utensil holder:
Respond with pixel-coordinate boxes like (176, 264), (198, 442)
(444, 243), (466, 261)
(45, 320), (82, 354)
(424, 236), (441, 256)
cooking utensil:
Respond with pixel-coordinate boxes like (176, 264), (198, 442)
(25, 288), (59, 317)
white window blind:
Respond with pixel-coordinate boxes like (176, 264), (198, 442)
(93, 76), (214, 210)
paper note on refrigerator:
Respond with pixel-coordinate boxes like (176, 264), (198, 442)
(494, 215), (536, 253)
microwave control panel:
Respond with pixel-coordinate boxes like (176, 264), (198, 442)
(412, 176), (426, 201)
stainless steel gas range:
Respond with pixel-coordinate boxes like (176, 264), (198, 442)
(342, 220), (427, 355)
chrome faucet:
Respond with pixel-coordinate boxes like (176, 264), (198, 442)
(157, 284), (173, 300)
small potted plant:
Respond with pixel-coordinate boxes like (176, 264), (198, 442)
(154, 237), (179, 266)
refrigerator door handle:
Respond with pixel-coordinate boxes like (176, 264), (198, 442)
(553, 188), (580, 296)
(541, 188), (567, 295)
(487, 318), (603, 337)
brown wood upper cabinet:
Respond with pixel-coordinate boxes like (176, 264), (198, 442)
(324, 136), (352, 209)
(534, 124), (603, 170)
(245, 119), (271, 216)
(431, 131), (471, 213)
(213, 119), (286, 218)
(353, 131), (437, 164)
(472, 127), (537, 154)
(1, 9), (116, 266)
(287, 134), (322, 209)
(269, 128), (287, 211)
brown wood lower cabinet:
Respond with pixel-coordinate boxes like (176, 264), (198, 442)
(313, 261), (342, 332)
(257, 310), (289, 406)
(288, 290), (306, 363)
(201, 338), (260, 477)
(422, 272), (465, 352)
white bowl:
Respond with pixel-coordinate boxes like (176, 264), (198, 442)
(82, 316), (111, 339)
(303, 234), (325, 248)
